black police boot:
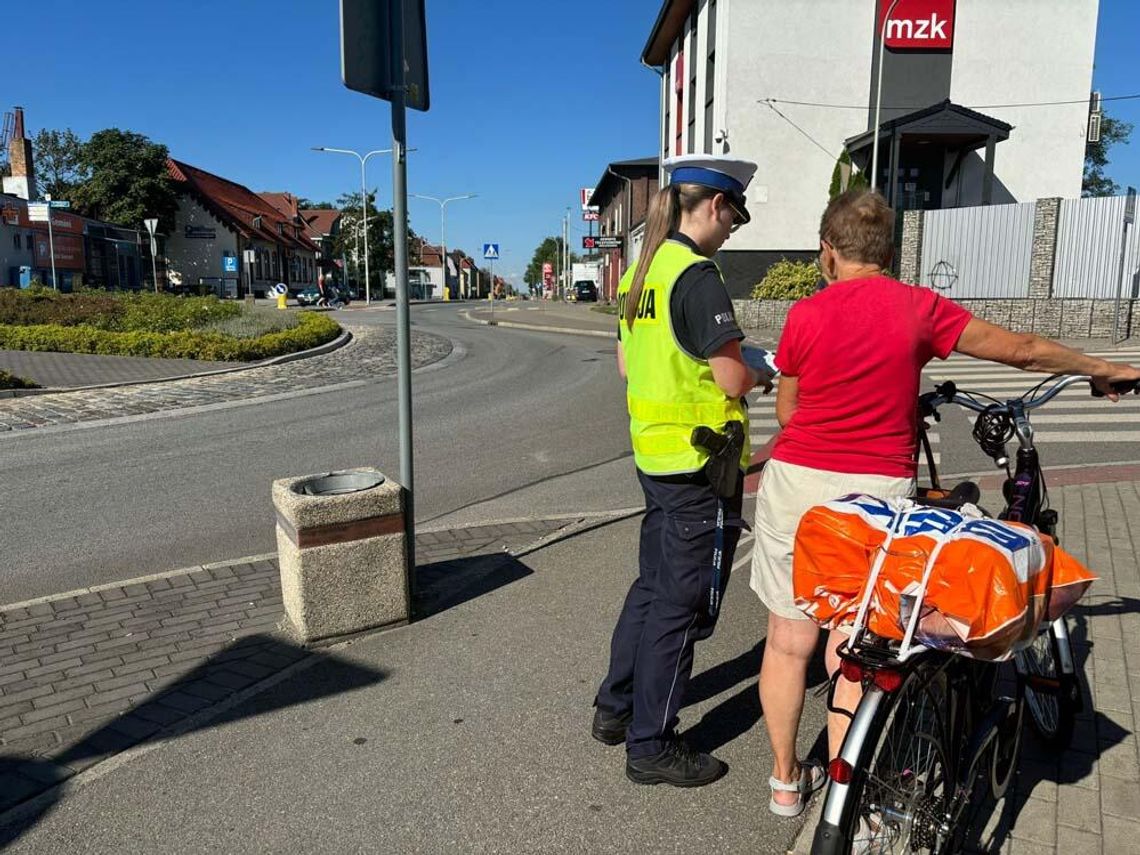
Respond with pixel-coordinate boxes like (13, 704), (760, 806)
(591, 706), (632, 746)
(626, 740), (727, 788)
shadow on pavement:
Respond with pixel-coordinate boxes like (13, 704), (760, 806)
(0, 634), (385, 849)
(413, 554), (532, 620)
(953, 600), (1134, 853)
(682, 637), (831, 756)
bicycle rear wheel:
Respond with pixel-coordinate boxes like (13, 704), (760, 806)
(1015, 618), (1077, 749)
(813, 661), (953, 855)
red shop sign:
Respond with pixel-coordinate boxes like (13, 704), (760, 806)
(879, 0), (955, 51)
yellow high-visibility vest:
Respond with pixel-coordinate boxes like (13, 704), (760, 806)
(617, 239), (750, 475)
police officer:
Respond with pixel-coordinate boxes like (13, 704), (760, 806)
(592, 154), (770, 787)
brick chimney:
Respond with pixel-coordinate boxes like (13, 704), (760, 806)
(4, 106), (37, 200)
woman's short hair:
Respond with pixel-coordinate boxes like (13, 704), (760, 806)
(819, 189), (895, 268)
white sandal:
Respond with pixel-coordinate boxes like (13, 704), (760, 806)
(768, 759), (826, 817)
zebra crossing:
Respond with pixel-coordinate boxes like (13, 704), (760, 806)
(922, 349), (1140, 448)
(745, 389), (943, 464)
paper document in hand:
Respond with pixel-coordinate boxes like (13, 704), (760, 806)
(741, 345), (778, 376)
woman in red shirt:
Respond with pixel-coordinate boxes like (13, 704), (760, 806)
(754, 189), (1140, 817)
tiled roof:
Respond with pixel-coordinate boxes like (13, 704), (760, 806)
(301, 209), (341, 238)
(167, 159), (319, 253)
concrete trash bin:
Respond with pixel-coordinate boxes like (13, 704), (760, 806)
(272, 468), (408, 644)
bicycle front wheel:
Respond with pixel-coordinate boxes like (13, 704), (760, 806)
(1015, 617), (1078, 748)
(812, 661), (953, 855)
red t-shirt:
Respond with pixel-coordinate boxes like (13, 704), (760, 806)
(772, 276), (973, 477)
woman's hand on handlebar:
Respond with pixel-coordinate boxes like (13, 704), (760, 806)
(1090, 363), (1140, 401)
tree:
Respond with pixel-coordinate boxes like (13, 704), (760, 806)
(524, 236), (578, 287)
(1083, 111), (1133, 197)
(72, 129), (179, 231)
(828, 150), (868, 201)
(298, 198), (335, 210)
(32, 128), (88, 201)
(331, 190), (421, 292)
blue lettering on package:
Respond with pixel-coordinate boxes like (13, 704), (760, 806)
(899, 509), (964, 537)
(961, 519), (1031, 552)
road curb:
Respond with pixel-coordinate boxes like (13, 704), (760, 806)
(2, 328), (353, 398)
(461, 310), (613, 339)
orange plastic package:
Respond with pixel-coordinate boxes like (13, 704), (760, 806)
(792, 494), (1096, 661)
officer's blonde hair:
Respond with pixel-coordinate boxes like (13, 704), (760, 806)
(625, 183), (719, 331)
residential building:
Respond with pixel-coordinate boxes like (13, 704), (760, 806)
(300, 208), (343, 287)
(165, 159), (319, 298)
(641, 0), (1100, 294)
(587, 157), (660, 301)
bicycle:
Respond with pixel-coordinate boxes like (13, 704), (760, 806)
(810, 373), (1137, 854)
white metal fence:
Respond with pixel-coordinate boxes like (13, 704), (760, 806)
(919, 202), (1036, 298)
(1054, 195), (1140, 299)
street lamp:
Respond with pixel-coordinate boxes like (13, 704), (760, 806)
(871, 0), (902, 194)
(311, 146), (395, 305)
(410, 194), (477, 300)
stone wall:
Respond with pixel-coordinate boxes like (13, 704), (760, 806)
(734, 296), (1137, 339)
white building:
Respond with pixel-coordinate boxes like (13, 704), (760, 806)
(641, 0), (1099, 293)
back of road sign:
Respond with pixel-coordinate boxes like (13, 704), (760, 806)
(340, 0), (431, 111)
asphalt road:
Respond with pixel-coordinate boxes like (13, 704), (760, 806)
(0, 304), (636, 603)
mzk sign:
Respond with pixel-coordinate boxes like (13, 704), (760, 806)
(879, 0), (956, 50)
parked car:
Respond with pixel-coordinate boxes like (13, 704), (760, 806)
(296, 286), (323, 307)
(573, 280), (598, 302)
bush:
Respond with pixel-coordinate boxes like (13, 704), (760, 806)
(0, 312), (340, 362)
(751, 259), (821, 300)
(0, 287), (240, 332)
(0, 369), (38, 390)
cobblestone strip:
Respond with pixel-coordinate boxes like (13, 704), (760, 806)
(0, 325), (452, 432)
(0, 516), (581, 815)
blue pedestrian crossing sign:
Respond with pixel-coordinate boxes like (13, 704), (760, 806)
(483, 243), (499, 260)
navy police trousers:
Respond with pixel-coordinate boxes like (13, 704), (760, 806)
(595, 468), (745, 758)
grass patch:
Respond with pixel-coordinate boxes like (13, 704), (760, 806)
(0, 369), (39, 390)
(202, 309), (301, 339)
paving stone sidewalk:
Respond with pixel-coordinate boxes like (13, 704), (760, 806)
(0, 324), (451, 431)
(0, 515), (590, 816)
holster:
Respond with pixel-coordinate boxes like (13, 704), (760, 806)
(690, 420), (745, 500)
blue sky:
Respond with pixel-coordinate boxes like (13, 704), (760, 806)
(8, 1), (1139, 280)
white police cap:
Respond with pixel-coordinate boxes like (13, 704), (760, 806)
(663, 154), (758, 225)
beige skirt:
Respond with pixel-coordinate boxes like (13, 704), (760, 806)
(750, 458), (916, 620)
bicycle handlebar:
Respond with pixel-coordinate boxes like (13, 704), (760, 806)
(920, 375), (1140, 418)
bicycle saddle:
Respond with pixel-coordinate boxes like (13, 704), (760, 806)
(915, 480), (982, 510)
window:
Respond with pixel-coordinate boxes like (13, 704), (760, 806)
(12, 233), (19, 250)
(705, 0), (717, 153)
(688, 7), (697, 153)
(256, 250), (263, 280)
(674, 44), (684, 156)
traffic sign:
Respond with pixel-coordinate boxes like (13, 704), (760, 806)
(340, 0), (431, 111)
(1126, 186), (1136, 226)
(27, 203), (50, 223)
(144, 218), (158, 235)
(271, 283), (288, 297)
(583, 235), (622, 250)
(222, 254), (239, 273)
(49, 200), (70, 209)
(483, 243), (499, 260)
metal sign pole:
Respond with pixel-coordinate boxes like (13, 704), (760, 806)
(390, 0), (416, 607)
(1113, 187), (1137, 343)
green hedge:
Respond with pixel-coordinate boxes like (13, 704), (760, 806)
(0, 312), (341, 362)
(751, 259), (821, 301)
(0, 369), (39, 390)
(0, 288), (240, 332)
